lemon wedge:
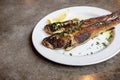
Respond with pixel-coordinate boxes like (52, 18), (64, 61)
(48, 12), (67, 24)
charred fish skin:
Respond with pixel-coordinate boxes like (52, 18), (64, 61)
(42, 33), (65, 49)
(74, 32), (91, 44)
(74, 17), (120, 43)
(42, 16), (120, 50)
(66, 17), (120, 50)
(44, 10), (120, 35)
(42, 33), (72, 49)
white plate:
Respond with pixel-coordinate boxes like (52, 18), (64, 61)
(32, 6), (120, 66)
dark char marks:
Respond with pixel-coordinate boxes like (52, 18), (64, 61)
(74, 32), (91, 43)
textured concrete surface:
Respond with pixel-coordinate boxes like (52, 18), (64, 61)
(0, 0), (120, 80)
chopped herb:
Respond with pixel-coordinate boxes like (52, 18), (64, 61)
(69, 53), (72, 56)
(106, 38), (109, 42)
(91, 52), (93, 54)
(77, 21), (80, 25)
(106, 31), (113, 41)
(52, 24), (58, 30)
(80, 20), (84, 24)
(72, 21), (78, 26)
(95, 23), (99, 26)
(56, 23), (61, 27)
(102, 42), (107, 47)
(110, 32), (113, 37)
(72, 20), (84, 26)
(109, 32), (113, 38)
(99, 21), (105, 25)
(96, 42), (100, 45)
(99, 22), (103, 25)
(100, 32), (103, 34)
(74, 22), (78, 26)
(95, 21), (105, 26)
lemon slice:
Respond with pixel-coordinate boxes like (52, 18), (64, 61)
(48, 12), (67, 24)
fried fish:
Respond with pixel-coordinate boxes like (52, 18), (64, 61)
(44, 10), (120, 34)
(42, 17), (120, 50)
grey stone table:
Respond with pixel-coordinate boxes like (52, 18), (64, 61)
(0, 0), (120, 80)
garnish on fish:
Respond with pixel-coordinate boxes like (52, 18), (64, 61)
(44, 10), (120, 34)
(42, 10), (120, 50)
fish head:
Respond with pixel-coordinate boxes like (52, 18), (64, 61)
(42, 34), (65, 49)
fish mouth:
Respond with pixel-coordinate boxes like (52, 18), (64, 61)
(42, 35), (65, 49)
(44, 25), (53, 34)
(42, 38), (54, 49)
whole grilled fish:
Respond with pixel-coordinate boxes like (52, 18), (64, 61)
(42, 16), (120, 50)
(44, 10), (120, 34)
(44, 18), (80, 34)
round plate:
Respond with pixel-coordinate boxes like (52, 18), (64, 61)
(32, 6), (120, 66)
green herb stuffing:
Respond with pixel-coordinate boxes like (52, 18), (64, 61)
(73, 21), (78, 26)
(72, 20), (84, 26)
(99, 21), (105, 25)
(102, 42), (107, 47)
(52, 24), (58, 30)
(106, 31), (113, 41)
(52, 23), (62, 30)
(96, 42), (100, 45)
(100, 32), (103, 34)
